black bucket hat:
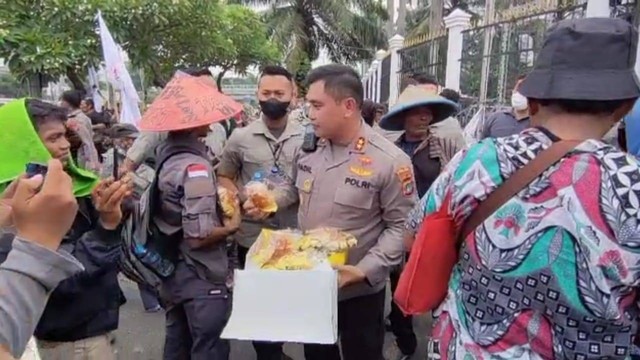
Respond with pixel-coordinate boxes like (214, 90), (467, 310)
(519, 18), (640, 101)
(109, 123), (140, 139)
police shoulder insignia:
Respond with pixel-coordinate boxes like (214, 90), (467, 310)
(396, 165), (414, 196)
(402, 181), (414, 197)
(354, 137), (366, 151)
(396, 166), (412, 183)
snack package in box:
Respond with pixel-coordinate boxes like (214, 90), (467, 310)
(248, 228), (358, 270)
(248, 229), (320, 270)
(245, 181), (278, 213)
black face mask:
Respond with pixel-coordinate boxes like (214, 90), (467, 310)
(259, 99), (290, 120)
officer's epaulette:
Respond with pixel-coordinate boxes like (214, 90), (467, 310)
(366, 130), (407, 161)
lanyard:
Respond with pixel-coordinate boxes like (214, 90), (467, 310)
(267, 139), (285, 169)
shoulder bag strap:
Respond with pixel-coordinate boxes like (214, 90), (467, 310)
(459, 140), (580, 241)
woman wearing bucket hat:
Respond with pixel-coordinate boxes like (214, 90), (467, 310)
(404, 18), (640, 360)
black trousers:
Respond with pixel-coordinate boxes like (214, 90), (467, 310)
(162, 262), (231, 360)
(237, 245), (286, 360)
(389, 263), (417, 356)
(304, 288), (386, 360)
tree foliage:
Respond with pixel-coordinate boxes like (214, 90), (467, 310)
(0, 0), (280, 92)
(231, 0), (388, 74)
(209, 4), (281, 90)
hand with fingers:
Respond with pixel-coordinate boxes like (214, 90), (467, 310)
(242, 199), (269, 221)
(92, 174), (133, 230)
(12, 159), (79, 251)
(0, 175), (25, 228)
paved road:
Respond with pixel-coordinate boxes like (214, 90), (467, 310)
(115, 279), (431, 360)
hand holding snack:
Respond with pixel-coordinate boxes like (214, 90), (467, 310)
(218, 187), (238, 218)
(244, 181), (278, 215)
(223, 202), (242, 232)
(243, 198), (269, 220)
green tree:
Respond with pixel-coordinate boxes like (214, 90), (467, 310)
(230, 0), (388, 74)
(105, 0), (230, 87)
(0, 0), (278, 92)
(0, 0), (112, 92)
(211, 4), (281, 91)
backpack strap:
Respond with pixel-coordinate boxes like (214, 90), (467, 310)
(460, 140), (580, 241)
(148, 144), (203, 217)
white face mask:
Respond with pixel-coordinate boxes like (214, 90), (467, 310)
(511, 92), (528, 111)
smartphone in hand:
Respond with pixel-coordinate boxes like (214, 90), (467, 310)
(25, 163), (48, 179)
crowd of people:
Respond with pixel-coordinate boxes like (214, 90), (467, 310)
(1, 16), (640, 360)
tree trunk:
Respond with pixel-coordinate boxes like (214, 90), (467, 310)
(66, 68), (85, 92)
(216, 68), (229, 93)
(149, 64), (167, 88)
(397, 0), (407, 35)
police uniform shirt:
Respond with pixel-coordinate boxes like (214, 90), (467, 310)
(217, 118), (304, 248)
(293, 123), (417, 301)
(155, 135), (228, 283)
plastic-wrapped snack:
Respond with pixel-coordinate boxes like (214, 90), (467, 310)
(248, 229), (302, 268)
(245, 181), (278, 213)
(249, 229), (277, 268)
(301, 228), (358, 253)
(263, 252), (316, 270)
(218, 187), (237, 218)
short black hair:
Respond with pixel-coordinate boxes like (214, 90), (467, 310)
(182, 67), (213, 77)
(361, 100), (377, 126)
(82, 97), (95, 109)
(306, 64), (364, 107)
(533, 98), (635, 116)
(260, 65), (293, 81)
(440, 88), (461, 104)
(25, 99), (68, 130)
(411, 73), (439, 86)
(61, 90), (83, 109)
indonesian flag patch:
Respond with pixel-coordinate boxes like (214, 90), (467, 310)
(187, 164), (209, 178)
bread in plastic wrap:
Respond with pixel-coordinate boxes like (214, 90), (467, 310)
(245, 181), (278, 213)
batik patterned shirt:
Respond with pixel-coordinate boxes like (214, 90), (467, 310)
(410, 128), (640, 359)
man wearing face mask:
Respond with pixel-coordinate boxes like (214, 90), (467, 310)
(480, 74), (531, 139)
(216, 65), (303, 360)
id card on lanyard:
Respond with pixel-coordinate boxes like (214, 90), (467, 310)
(266, 139), (287, 185)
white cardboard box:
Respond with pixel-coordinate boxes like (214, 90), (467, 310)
(221, 267), (338, 344)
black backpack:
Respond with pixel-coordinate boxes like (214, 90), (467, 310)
(118, 145), (202, 289)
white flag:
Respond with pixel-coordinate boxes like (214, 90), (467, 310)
(97, 11), (141, 126)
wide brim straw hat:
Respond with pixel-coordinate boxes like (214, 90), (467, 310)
(139, 72), (243, 132)
(379, 85), (459, 131)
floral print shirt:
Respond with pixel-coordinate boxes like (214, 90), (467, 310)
(410, 128), (640, 359)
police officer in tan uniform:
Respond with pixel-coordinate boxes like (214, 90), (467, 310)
(217, 65), (302, 360)
(259, 65), (416, 360)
